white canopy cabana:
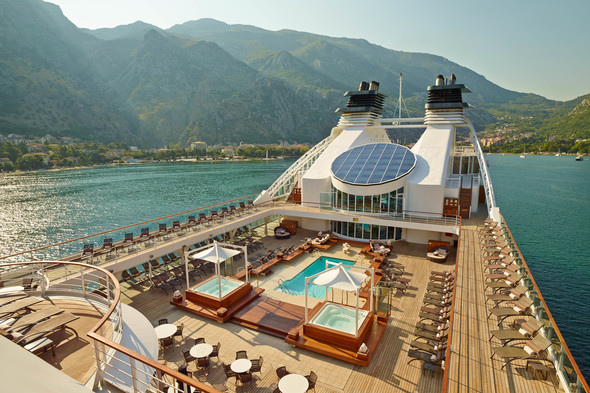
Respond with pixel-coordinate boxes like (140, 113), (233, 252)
(184, 241), (247, 300)
(304, 263), (374, 337)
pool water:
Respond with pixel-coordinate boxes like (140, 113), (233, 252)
(194, 276), (242, 297)
(276, 257), (355, 298)
(310, 303), (369, 335)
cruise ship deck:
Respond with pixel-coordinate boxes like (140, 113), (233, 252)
(2, 209), (573, 393)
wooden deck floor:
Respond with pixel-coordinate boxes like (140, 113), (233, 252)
(445, 216), (563, 393)
(11, 216), (570, 392)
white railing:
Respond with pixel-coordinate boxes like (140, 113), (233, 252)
(261, 134), (335, 200)
(468, 119), (498, 217)
(0, 260), (222, 393)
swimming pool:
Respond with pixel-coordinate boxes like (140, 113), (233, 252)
(276, 256), (355, 298)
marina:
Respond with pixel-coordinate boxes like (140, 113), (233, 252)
(0, 76), (588, 393)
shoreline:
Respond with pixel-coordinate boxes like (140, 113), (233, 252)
(0, 156), (296, 176)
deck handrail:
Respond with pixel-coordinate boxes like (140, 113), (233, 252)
(0, 260), (222, 393)
(0, 193), (260, 262)
(261, 133), (335, 200)
(499, 214), (589, 393)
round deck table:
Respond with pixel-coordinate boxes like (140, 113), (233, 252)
(278, 374), (309, 393)
(190, 343), (213, 359)
(154, 324), (177, 339)
(230, 358), (252, 374)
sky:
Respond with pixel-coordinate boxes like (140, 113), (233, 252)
(47, 0), (590, 102)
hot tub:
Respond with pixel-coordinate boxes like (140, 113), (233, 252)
(186, 276), (250, 309)
(310, 303), (369, 335)
(303, 301), (374, 351)
(194, 276), (242, 297)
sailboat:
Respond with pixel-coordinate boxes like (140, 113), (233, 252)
(555, 149), (560, 157)
(520, 146), (525, 158)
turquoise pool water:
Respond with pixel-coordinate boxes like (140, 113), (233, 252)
(194, 276), (242, 297)
(277, 256), (355, 298)
(310, 303), (369, 335)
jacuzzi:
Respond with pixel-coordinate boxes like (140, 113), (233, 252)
(310, 303), (369, 335)
(194, 276), (242, 297)
(303, 301), (374, 351)
(186, 276), (250, 309)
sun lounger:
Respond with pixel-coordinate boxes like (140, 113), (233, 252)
(6, 305), (64, 333)
(414, 327), (447, 342)
(410, 339), (446, 354)
(488, 296), (534, 324)
(489, 318), (543, 345)
(14, 312), (79, 345)
(0, 292), (28, 307)
(0, 296), (43, 319)
(407, 348), (446, 367)
(486, 284), (527, 305)
(490, 334), (552, 369)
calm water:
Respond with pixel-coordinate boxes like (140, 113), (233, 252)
(0, 160), (294, 257)
(486, 154), (590, 379)
(0, 155), (588, 378)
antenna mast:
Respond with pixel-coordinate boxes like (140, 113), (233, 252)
(394, 72), (411, 119)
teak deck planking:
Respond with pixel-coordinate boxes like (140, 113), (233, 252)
(12, 214), (568, 392)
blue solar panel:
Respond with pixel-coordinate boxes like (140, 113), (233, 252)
(331, 143), (416, 185)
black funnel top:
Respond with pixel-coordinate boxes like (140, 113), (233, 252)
(336, 81), (387, 114)
(425, 75), (471, 110)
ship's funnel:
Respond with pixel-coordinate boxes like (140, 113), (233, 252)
(424, 75), (471, 125)
(336, 80), (387, 127)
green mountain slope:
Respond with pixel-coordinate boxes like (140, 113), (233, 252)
(0, 0), (140, 142)
(1, 3), (587, 148)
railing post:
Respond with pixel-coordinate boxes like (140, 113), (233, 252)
(130, 357), (139, 393)
(92, 339), (104, 390)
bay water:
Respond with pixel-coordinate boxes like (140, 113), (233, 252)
(0, 155), (588, 378)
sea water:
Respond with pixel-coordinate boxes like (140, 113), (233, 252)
(0, 156), (588, 378)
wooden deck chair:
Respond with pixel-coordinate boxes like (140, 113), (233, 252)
(490, 334), (552, 369)
(487, 296), (534, 324)
(0, 292), (28, 308)
(407, 348), (445, 367)
(6, 305), (64, 333)
(14, 312), (79, 345)
(486, 284), (528, 305)
(0, 296), (43, 319)
(489, 318), (543, 345)
(410, 339), (446, 354)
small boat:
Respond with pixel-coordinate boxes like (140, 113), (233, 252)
(576, 154), (583, 161)
(520, 147), (525, 158)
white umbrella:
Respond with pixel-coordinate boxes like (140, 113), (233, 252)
(305, 263), (372, 337)
(187, 241), (242, 300)
(312, 265), (366, 291)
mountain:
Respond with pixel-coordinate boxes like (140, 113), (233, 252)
(0, 0), (141, 142)
(1, 2), (587, 148)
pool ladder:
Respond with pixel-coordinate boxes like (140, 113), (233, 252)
(277, 279), (293, 295)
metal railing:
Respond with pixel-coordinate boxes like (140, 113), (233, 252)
(0, 195), (260, 264)
(261, 134), (335, 200)
(0, 260), (222, 393)
(498, 215), (589, 393)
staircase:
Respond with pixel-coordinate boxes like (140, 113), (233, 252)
(459, 177), (472, 218)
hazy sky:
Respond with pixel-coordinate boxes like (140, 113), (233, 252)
(47, 0), (589, 101)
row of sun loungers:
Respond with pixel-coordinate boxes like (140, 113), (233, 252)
(479, 219), (552, 373)
(376, 258), (410, 295)
(407, 270), (455, 368)
(78, 202), (257, 262)
(0, 291), (79, 359)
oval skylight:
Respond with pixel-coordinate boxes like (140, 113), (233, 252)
(331, 143), (416, 185)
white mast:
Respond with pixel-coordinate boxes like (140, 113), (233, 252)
(394, 73), (410, 119)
